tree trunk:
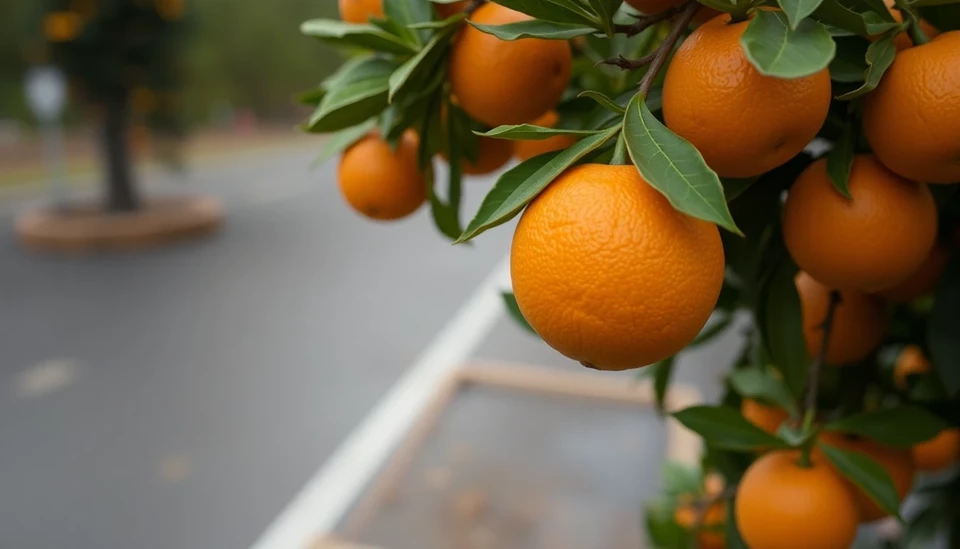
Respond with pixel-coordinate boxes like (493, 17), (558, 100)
(102, 94), (140, 212)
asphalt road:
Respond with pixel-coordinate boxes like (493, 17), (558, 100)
(0, 141), (742, 549)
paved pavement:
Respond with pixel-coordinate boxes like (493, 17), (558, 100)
(0, 141), (742, 549)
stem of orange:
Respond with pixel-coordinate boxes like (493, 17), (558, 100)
(637, 1), (699, 97)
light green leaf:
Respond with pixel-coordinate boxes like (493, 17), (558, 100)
(388, 26), (454, 102)
(300, 19), (417, 55)
(835, 32), (897, 100)
(778, 0), (827, 29)
(578, 90), (626, 114)
(740, 10), (837, 78)
(307, 77), (391, 133)
(819, 443), (902, 519)
(826, 123), (855, 198)
(476, 124), (601, 140)
(673, 405), (789, 451)
(622, 93), (742, 235)
(310, 120), (377, 169)
(585, 0), (623, 35)
(455, 126), (619, 243)
(470, 19), (597, 39)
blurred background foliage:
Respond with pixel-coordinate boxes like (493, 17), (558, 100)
(0, 0), (342, 129)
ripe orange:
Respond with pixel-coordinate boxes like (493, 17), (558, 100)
(741, 399), (788, 436)
(735, 450), (859, 549)
(449, 3), (572, 127)
(511, 164), (724, 371)
(459, 137), (513, 175)
(783, 155), (938, 292)
(913, 428), (960, 472)
(513, 110), (576, 162)
(338, 0), (383, 23)
(662, 13), (831, 178)
(795, 272), (887, 365)
(435, 0), (469, 18)
(878, 243), (950, 302)
(863, 32), (960, 184)
(894, 345), (932, 391)
(675, 501), (726, 549)
(338, 131), (425, 220)
(819, 433), (914, 522)
(882, 0), (940, 51)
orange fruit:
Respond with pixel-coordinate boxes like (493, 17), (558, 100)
(458, 137), (513, 175)
(735, 450), (859, 549)
(675, 501), (726, 549)
(513, 110), (576, 161)
(449, 3), (572, 127)
(819, 433), (914, 522)
(913, 428), (960, 472)
(878, 243), (950, 302)
(338, 0), (383, 23)
(662, 13), (831, 178)
(783, 155), (937, 292)
(894, 345), (932, 391)
(741, 399), (789, 436)
(436, 0), (469, 18)
(796, 272), (887, 365)
(511, 164), (724, 371)
(863, 32), (960, 184)
(338, 131), (425, 220)
(881, 0), (940, 51)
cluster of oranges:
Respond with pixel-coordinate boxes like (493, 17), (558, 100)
(337, 0), (575, 220)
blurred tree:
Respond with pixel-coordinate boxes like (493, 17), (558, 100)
(42, 0), (188, 212)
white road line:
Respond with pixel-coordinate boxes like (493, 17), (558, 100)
(251, 255), (512, 549)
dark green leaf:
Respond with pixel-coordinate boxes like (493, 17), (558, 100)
(388, 26), (454, 102)
(502, 292), (537, 335)
(725, 499), (749, 549)
(813, 0), (899, 36)
(455, 126), (619, 243)
(904, 505), (941, 548)
(470, 19), (597, 40)
(384, 0), (434, 45)
(578, 90), (626, 114)
(819, 442), (902, 519)
(779, 0), (827, 29)
(311, 120), (377, 168)
(487, 0), (598, 24)
(300, 19), (417, 55)
(477, 124), (601, 140)
(307, 77), (391, 133)
(297, 87), (326, 107)
(741, 10), (836, 78)
(673, 405), (789, 451)
(645, 501), (692, 548)
(622, 94), (742, 235)
(757, 256), (808, 398)
(585, 0), (623, 35)
(835, 32), (897, 100)
(689, 315), (734, 347)
(653, 356), (675, 414)
(929, 255), (960, 395)
(825, 122), (855, 198)
(722, 177), (758, 202)
(729, 365), (799, 415)
(824, 406), (948, 447)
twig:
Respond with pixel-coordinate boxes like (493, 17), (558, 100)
(637, 0), (699, 97)
(465, 0), (485, 15)
(598, 53), (656, 70)
(801, 290), (842, 430)
(614, 3), (687, 37)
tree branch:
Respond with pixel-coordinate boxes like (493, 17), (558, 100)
(598, 53), (656, 70)
(801, 290), (842, 428)
(637, 1), (699, 97)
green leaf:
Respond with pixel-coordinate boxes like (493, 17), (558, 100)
(622, 93), (742, 235)
(578, 90), (626, 114)
(672, 405), (789, 451)
(645, 501), (692, 548)
(829, 38), (869, 82)
(426, 96), (465, 240)
(824, 406), (948, 447)
(585, 0), (623, 35)
(813, 0), (899, 36)
(662, 461), (703, 497)
(477, 124), (601, 140)
(310, 120), (377, 169)
(825, 122), (855, 198)
(653, 356), (676, 414)
(297, 87), (326, 107)
(819, 442), (903, 519)
(835, 32), (897, 100)
(929, 255), (960, 396)
(502, 292), (537, 335)
(725, 499), (750, 549)
(388, 26), (454, 102)
(722, 177), (758, 202)
(470, 19), (597, 40)
(384, 0), (434, 45)
(779, 0), (827, 29)
(757, 255), (808, 398)
(729, 365), (799, 415)
(455, 126), (619, 243)
(689, 314), (734, 348)
(487, 0), (598, 24)
(307, 76), (392, 133)
(904, 505), (941, 548)
(300, 19), (417, 55)
(741, 10), (836, 78)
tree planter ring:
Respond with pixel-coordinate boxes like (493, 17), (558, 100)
(15, 195), (224, 254)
